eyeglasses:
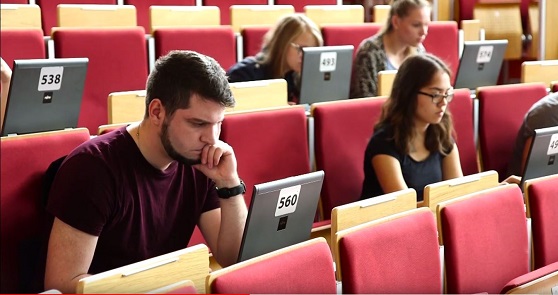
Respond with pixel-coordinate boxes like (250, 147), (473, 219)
(417, 90), (454, 104)
(290, 43), (306, 55)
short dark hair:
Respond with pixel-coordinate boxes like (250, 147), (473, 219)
(145, 50), (235, 118)
(377, 53), (454, 155)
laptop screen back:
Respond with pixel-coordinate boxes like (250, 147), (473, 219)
(299, 45), (353, 105)
(520, 125), (558, 188)
(2, 58), (88, 136)
(454, 40), (507, 90)
(237, 170), (325, 262)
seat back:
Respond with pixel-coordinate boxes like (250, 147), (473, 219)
(0, 28), (46, 69)
(220, 106), (310, 206)
(524, 174), (558, 269)
(476, 82), (548, 181)
(437, 184), (530, 293)
(311, 96), (386, 220)
(473, 2), (523, 59)
(423, 170), (499, 215)
(149, 5), (219, 34)
(202, 0), (267, 25)
(124, 0), (196, 33)
(336, 207), (442, 293)
(377, 70), (397, 96)
(77, 244), (209, 294)
(227, 79), (289, 112)
(304, 5), (364, 27)
(240, 25), (271, 58)
(0, 4), (42, 29)
(53, 27), (148, 134)
(274, 0), (337, 12)
(206, 238), (337, 294)
(154, 26), (236, 71)
(0, 128), (91, 293)
(461, 19), (481, 41)
(230, 4), (295, 33)
(36, 0), (116, 35)
(56, 4), (137, 28)
(521, 61), (558, 87)
(423, 21), (459, 84)
(448, 88), (478, 175)
(372, 4), (390, 23)
(321, 23), (382, 58)
(107, 90), (146, 124)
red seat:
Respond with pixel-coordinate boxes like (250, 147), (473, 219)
(0, 28), (46, 68)
(53, 27), (148, 134)
(448, 88), (478, 175)
(423, 21), (459, 84)
(321, 23), (382, 58)
(154, 26), (237, 71)
(35, 0), (116, 35)
(274, 0), (337, 12)
(0, 128), (91, 293)
(525, 174), (558, 269)
(476, 83), (547, 181)
(0, 0), (29, 3)
(123, 0), (195, 33)
(201, 0), (267, 25)
(240, 26), (270, 59)
(312, 97), (386, 220)
(501, 261), (558, 293)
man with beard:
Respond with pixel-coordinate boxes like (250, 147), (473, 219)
(44, 50), (247, 293)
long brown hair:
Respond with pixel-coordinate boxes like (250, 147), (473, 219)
(376, 53), (454, 155)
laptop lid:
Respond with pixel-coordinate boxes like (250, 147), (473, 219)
(2, 58), (88, 136)
(520, 125), (558, 189)
(454, 40), (508, 90)
(299, 45), (353, 105)
(237, 170), (325, 262)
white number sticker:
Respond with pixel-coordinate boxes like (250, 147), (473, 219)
(275, 184), (301, 217)
(547, 133), (558, 155)
(38, 66), (64, 91)
(476, 45), (493, 63)
(319, 52), (337, 72)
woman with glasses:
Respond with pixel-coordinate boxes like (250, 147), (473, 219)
(226, 14), (323, 104)
(360, 54), (463, 202)
(350, 0), (430, 98)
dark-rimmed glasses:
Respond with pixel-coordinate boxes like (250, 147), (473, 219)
(417, 91), (454, 104)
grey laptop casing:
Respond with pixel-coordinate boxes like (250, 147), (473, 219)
(454, 40), (508, 90)
(520, 125), (558, 189)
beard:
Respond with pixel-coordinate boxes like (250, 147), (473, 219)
(160, 119), (202, 166)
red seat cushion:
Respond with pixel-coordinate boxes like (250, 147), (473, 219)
(448, 88), (478, 175)
(36, 0), (116, 35)
(123, 0), (195, 33)
(321, 23), (382, 59)
(202, 0), (267, 25)
(500, 261), (558, 293)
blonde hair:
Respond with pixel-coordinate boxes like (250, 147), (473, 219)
(380, 0), (431, 35)
(258, 14), (323, 78)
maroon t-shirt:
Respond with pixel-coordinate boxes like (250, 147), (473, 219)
(47, 127), (220, 274)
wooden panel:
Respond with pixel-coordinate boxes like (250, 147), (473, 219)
(461, 19), (481, 41)
(377, 70), (397, 97)
(521, 60), (558, 86)
(372, 5), (389, 24)
(0, 4), (41, 29)
(304, 5), (364, 27)
(150, 5), (220, 34)
(542, 0), (558, 59)
(474, 3), (523, 59)
(227, 79), (289, 112)
(57, 4), (136, 28)
(107, 90), (146, 124)
(230, 5), (294, 33)
(528, 3), (539, 59)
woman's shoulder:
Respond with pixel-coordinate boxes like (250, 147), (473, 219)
(357, 33), (384, 52)
(227, 56), (271, 82)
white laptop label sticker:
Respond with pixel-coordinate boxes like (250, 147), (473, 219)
(38, 66), (64, 91)
(275, 184), (301, 216)
(319, 52), (337, 72)
(476, 46), (493, 63)
(547, 133), (558, 155)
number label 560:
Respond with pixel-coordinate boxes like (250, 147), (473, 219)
(275, 185), (301, 216)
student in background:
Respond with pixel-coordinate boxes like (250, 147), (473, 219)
(350, 0), (430, 98)
(227, 14), (323, 104)
(1, 57), (12, 130)
(360, 54), (462, 202)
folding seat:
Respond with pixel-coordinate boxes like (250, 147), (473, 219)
(154, 26), (236, 71)
(149, 5), (220, 34)
(423, 21), (459, 84)
(0, 0), (29, 3)
(107, 90), (146, 124)
(448, 88), (478, 175)
(304, 5), (365, 27)
(501, 261), (558, 294)
(240, 25), (271, 58)
(0, 3), (42, 30)
(35, 0), (116, 35)
(0, 28), (46, 69)
(201, 0), (267, 25)
(437, 184), (530, 293)
(524, 174), (558, 269)
(274, 0), (337, 13)
(123, 0), (196, 33)
(311, 96), (386, 220)
(230, 5), (294, 34)
(56, 4), (137, 29)
(77, 244), (209, 293)
(206, 238), (337, 294)
(0, 128), (91, 293)
(476, 82), (547, 181)
(321, 23), (382, 58)
(521, 60), (558, 87)
(220, 105), (310, 206)
(53, 27), (148, 134)
(377, 70), (396, 96)
(227, 79), (289, 111)
(335, 208), (442, 293)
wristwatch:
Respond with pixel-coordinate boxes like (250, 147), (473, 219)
(216, 180), (246, 199)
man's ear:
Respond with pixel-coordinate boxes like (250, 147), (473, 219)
(148, 98), (165, 126)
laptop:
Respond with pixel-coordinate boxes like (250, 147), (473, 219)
(520, 125), (558, 189)
(454, 40), (508, 90)
(237, 170), (325, 262)
(1, 58), (88, 136)
(299, 45), (353, 105)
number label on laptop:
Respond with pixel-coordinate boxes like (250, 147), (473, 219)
(275, 184), (301, 216)
(476, 46), (493, 63)
(319, 52), (337, 72)
(547, 133), (558, 155)
(38, 66), (64, 91)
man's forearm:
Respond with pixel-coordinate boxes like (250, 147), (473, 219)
(214, 195), (247, 267)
